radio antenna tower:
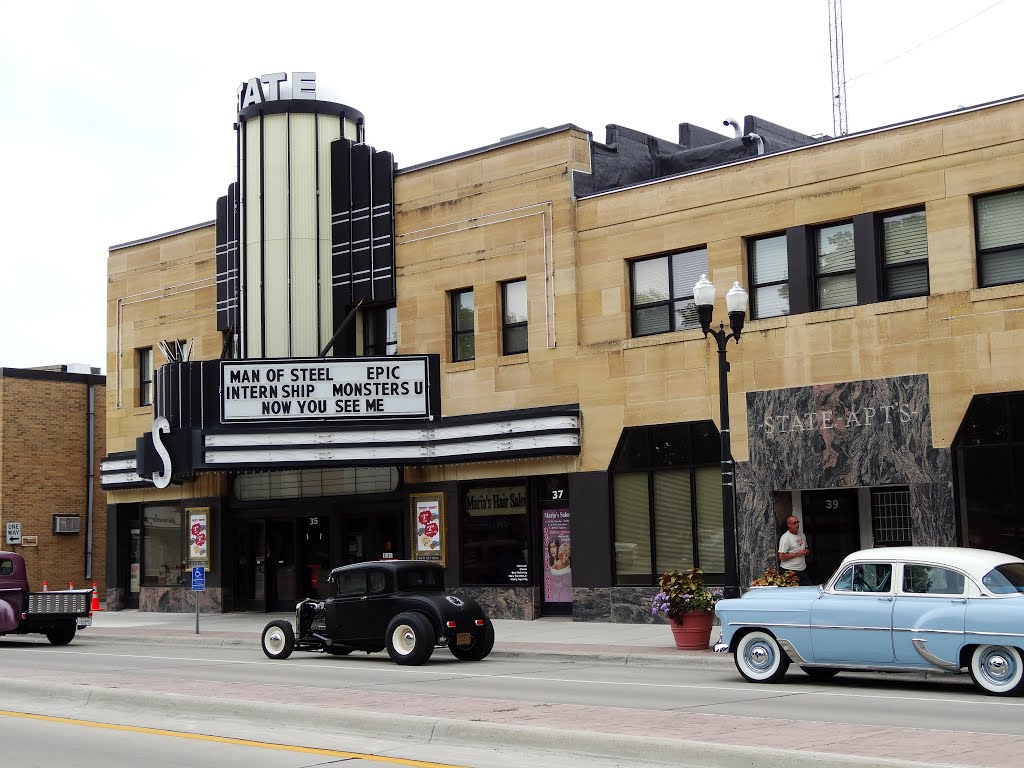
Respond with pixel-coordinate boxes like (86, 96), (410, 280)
(828, 0), (849, 136)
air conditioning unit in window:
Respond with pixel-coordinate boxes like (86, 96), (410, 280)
(52, 515), (81, 534)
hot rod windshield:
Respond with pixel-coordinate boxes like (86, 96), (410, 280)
(981, 562), (1024, 594)
(398, 568), (444, 591)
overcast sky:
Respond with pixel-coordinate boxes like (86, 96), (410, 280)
(1, 0), (1020, 372)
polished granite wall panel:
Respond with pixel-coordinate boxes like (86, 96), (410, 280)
(139, 586), (224, 613)
(571, 587), (611, 621)
(736, 374), (955, 586)
(455, 586), (537, 620)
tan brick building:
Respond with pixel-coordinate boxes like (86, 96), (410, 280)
(103, 73), (1024, 620)
(1, 366), (106, 594)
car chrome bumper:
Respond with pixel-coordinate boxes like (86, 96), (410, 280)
(713, 643), (729, 653)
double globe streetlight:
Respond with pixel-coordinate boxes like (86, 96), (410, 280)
(693, 275), (748, 598)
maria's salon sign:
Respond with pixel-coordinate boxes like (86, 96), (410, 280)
(221, 357), (433, 422)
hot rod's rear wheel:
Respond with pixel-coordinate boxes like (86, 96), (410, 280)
(969, 644), (1024, 696)
(46, 623), (76, 646)
(261, 620), (295, 660)
(449, 617), (495, 661)
(735, 630), (790, 683)
(386, 612), (434, 666)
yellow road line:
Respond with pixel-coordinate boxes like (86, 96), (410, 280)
(0, 709), (467, 768)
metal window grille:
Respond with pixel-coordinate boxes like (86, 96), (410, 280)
(871, 488), (912, 546)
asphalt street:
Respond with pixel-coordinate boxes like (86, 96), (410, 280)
(0, 610), (1021, 767)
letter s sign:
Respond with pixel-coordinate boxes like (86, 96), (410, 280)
(151, 417), (172, 489)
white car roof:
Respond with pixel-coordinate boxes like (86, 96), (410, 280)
(840, 546), (1023, 578)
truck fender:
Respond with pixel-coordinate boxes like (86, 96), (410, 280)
(0, 597), (17, 633)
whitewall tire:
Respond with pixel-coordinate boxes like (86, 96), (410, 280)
(970, 644), (1024, 696)
(735, 630), (790, 683)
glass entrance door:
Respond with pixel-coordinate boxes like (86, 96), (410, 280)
(237, 520), (266, 611)
(337, 507), (402, 566)
(266, 519), (297, 611)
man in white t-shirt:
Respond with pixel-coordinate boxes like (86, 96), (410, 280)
(778, 516), (812, 585)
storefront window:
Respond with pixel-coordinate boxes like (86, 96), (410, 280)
(955, 392), (1024, 559)
(611, 422), (725, 584)
(461, 484), (530, 585)
(142, 505), (184, 586)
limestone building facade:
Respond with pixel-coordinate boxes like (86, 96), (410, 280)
(103, 75), (1024, 620)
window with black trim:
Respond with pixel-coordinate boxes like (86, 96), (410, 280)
(975, 188), (1024, 288)
(814, 222), (856, 309)
(611, 422), (724, 584)
(138, 347), (153, 407)
(749, 234), (789, 319)
(451, 288), (475, 362)
(461, 483), (530, 586)
(630, 247), (707, 336)
(881, 209), (929, 299)
(502, 279), (528, 355)
(954, 392), (1024, 559)
(871, 487), (912, 547)
(364, 304), (397, 356)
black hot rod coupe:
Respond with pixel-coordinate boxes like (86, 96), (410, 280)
(261, 560), (494, 666)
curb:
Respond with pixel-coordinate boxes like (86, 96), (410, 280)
(76, 630), (735, 668)
(3, 678), (954, 768)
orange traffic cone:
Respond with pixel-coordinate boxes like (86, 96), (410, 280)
(69, 581), (74, 590)
(42, 581), (48, 592)
(91, 583), (102, 612)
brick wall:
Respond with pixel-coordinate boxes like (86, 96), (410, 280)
(0, 374), (106, 593)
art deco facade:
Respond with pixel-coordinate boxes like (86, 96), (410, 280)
(103, 77), (1024, 620)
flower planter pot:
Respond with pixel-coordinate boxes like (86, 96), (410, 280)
(669, 610), (714, 650)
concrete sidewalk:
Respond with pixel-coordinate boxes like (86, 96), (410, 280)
(83, 608), (728, 666)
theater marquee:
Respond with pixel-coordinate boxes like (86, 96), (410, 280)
(221, 357), (433, 422)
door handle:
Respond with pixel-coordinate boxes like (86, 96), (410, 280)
(877, 597), (893, 602)
(950, 598), (967, 604)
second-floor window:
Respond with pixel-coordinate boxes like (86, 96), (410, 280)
(815, 222), (856, 310)
(976, 187), (1024, 288)
(749, 234), (789, 319)
(451, 288), (475, 362)
(364, 305), (397, 356)
(881, 209), (929, 299)
(630, 247), (708, 337)
(502, 279), (528, 355)
(138, 347), (153, 407)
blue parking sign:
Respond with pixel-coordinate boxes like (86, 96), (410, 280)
(192, 566), (205, 591)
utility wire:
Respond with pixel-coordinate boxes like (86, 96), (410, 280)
(846, 0), (1006, 86)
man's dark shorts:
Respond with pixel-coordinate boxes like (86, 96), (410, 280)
(786, 568), (813, 586)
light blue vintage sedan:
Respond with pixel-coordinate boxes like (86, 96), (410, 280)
(714, 547), (1024, 695)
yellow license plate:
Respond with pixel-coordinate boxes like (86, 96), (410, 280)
(457, 633), (472, 646)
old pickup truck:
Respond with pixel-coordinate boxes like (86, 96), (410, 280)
(0, 550), (93, 645)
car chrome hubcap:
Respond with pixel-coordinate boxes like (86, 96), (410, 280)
(266, 630), (283, 653)
(748, 643), (772, 670)
(393, 625), (415, 654)
(984, 652), (1011, 681)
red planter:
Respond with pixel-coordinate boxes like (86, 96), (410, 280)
(669, 611), (714, 650)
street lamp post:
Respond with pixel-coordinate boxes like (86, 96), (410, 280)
(693, 275), (748, 598)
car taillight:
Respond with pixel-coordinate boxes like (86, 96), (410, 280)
(475, 619), (485, 626)
(446, 621), (457, 628)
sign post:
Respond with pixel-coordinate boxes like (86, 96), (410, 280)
(191, 566), (205, 634)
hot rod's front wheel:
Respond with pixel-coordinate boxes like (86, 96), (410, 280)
(261, 619), (295, 660)
(449, 617), (495, 661)
(385, 612), (434, 665)
(734, 630), (790, 683)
